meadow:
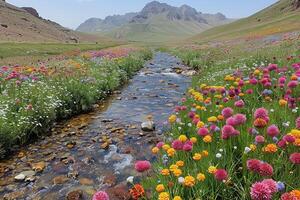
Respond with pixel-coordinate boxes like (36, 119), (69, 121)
(128, 34), (300, 200)
(0, 47), (152, 158)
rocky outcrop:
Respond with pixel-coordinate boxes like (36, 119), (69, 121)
(21, 7), (39, 18)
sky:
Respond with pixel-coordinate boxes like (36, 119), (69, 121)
(7, 0), (278, 29)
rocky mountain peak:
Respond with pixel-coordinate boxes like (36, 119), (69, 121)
(21, 7), (39, 18)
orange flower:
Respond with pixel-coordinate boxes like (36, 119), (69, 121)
(253, 118), (267, 128)
(263, 144), (278, 153)
(129, 184), (145, 200)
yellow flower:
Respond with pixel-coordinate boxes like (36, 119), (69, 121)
(172, 169), (182, 177)
(197, 173), (206, 181)
(197, 121), (205, 128)
(161, 169), (170, 176)
(176, 161), (184, 167)
(169, 115), (177, 123)
(291, 129), (300, 138)
(250, 144), (256, 151)
(156, 184), (165, 193)
(263, 143), (277, 153)
(202, 150), (209, 157)
(294, 138), (300, 146)
(158, 192), (170, 200)
(173, 196), (182, 200)
(208, 166), (217, 174)
(207, 116), (217, 123)
(184, 176), (195, 187)
(178, 135), (187, 142)
(167, 148), (176, 157)
(190, 137), (197, 143)
(169, 164), (178, 172)
(162, 144), (170, 151)
(193, 153), (202, 161)
(152, 147), (159, 154)
(254, 69), (260, 75)
(203, 135), (212, 143)
(239, 93), (245, 97)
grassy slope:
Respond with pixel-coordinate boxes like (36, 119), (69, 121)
(0, 42), (123, 65)
(108, 14), (213, 43)
(188, 0), (300, 43)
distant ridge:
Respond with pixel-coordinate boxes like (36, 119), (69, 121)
(77, 1), (234, 42)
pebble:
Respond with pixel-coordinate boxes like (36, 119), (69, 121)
(141, 121), (155, 131)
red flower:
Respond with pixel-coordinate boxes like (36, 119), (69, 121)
(258, 163), (273, 177)
(214, 169), (228, 181)
(134, 161), (151, 172)
(289, 153), (300, 164)
(247, 159), (262, 172)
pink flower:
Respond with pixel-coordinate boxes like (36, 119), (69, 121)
(254, 108), (269, 120)
(261, 179), (278, 193)
(222, 107), (234, 119)
(250, 78), (258, 85)
(281, 193), (293, 200)
(171, 139), (183, 150)
(182, 143), (193, 151)
(247, 159), (262, 172)
(278, 140), (287, 148)
(188, 111), (195, 119)
(246, 89), (253, 94)
(255, 135), (265, 144)
(287, 80), (298, 88)
(221, 125), (235, 139)
(226, 117), (236, 126)
(214, 169), (228, 181)
(156, 142), (164, 148)
(233, 114), (247, 125)
(266, 125), (280, 137)
(234, 100), (245, 108)
(134, 161), (151, 172)
(198, 127), (209, 137)
(283, 135), (295, 143)
(250, 182), (272, 200)
(289, 153), (300, 164)
(93, 191), (109, 200)
(296, 117), (300, 129)
(258, 163), (273, 177)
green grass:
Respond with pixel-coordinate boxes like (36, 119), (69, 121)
(0, 42), (123, 65)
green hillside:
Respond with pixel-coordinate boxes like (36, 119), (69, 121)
(189, 0), (300, 42)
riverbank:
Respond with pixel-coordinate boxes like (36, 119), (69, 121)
(0, 47), (152, 158)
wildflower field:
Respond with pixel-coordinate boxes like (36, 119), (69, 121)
(130, 37), (300, 199)
(0, 47), (152, 157)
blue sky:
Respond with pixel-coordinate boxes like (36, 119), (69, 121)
(7, 0), (278, 29)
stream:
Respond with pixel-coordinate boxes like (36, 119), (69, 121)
(0, 52), (192, 200)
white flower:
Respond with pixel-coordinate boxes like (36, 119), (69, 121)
(244, 147), (251, 154)
(234, 146), (237, 150)
(178, 127), (182, 130)
(178, 177), (184, 184)
(126, 176), (134, 184)
(216, 153), (222, 158)
(188, 123), (192, 127)
(219, 149), (223, 152)
(270, 109), (274, 112)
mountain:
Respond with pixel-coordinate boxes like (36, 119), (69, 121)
(77, 1), (233, 42)
(188, 0), (300, 42)
(0, 1), (109, 43)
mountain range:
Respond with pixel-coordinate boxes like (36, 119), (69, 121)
(77, 1), (234, 42)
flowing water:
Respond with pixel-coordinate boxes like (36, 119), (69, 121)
(0, 52), (191, 200)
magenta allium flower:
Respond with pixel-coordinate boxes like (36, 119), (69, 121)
(250, 182), (272, 200)
(255, 135), (265, 144)
(247, 159), (262, 172)
(226, 117), (236, 126)
(287, 80), (298, 88)
(259, 163), (273, 176)
(134, 160), (151, 172)
(222, 107), (234, 119)
(198, 127), (209, 137)
(214, 169), (228, 181)
(233, 114), (247, 125)
(250, 78), (258, 85)
(172, 139), (183, 150)
(267, 125), (280, 137)
(254, 108), (269, 119)
(296, 117), (300, 129)
(289, 153), (300, 164)
(246, 89), (253, 94)
(261, 179), (278, 194)
(182, 144), (193, 151)
(156, 142), (164, 148)
(188, 111), (195, 119)
(234, 100), (245, 108)
(93, 191), (109, 200)
(222, 125), (235, 139)
(278, 140), (287, 148)
(283, 135), (295, 143)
